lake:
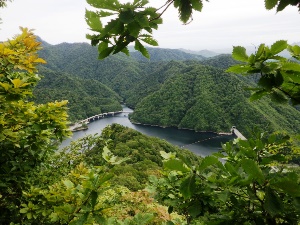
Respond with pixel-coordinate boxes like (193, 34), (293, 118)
(61, 105), (235, 157)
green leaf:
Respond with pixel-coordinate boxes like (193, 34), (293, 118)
(119, 9), (135, 24)
(134, 40), (150, 58)
(98, 46), (114, 59)
(255, 43), (266, 59)
(140, 37), (158, 46)
(282, 62), (300, 72)
(273, 178), (300, 197)
(190, 0), (203, 11)
(86, 0), (120, 11)
(270, 40), (287, 55)
(249, 90), (268, 101)
(226, 65), (252, 74)
(132, 213), (155, 224)
(98, 41), (108, 53)
(90, 191), (98, 208)
(177, 0), (193, 24)
(127, 21), (141, 38)
(232, 46), (249, 62)
(121, 47), (130, 56)
(197, 155), (219, 172)
(277, 0), (290, 12)
(63, 204), (75, 213)
(98, 10), (114, 17)
(180, 174), (196, 199)
(20, 208), (28, 213)
(264, 187), (283, 216)
(270, 89), (288, 104)
(85, 9), (102, 31)
(241, 159), (264, 184)
(27, 212), (32, 220)
(163, 158), (190, 172)
(135, 13), (149, 27)
(265, 0), (278, 10)
(99, 19), (123, 38)
(63, 179), (74, 189)
(188, 203), (202, 217)
(70, 212), (89, 225)
(160, 151), (176, 160)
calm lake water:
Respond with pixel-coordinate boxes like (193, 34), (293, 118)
(61, 105), (235, 157)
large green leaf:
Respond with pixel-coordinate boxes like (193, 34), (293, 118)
(119, 9), (135, 24)
(134, 40), (150, 58)
(197, 155), (219, 172)
(264, 187), (283, 216)
(99, 19), (123, 38)
(127, 21), (141, 38)
(85, 10), (102, 31)
(179, 174), (196, 199)
(270, 40), (287, 55)
(135, 13), (149, 27)
(249, 90), (268, 101)
(277, 0), (291, 12)
(175, 0), (193, 23)
(272, 177), (300, 197)
(86, 0), (120, 11)
(226, 65), (252, 74)
(241, 159), (264, 184)
(190, 0), (203, 11)
(98, 46), (114, 59)
(282, 62), (300, 72)
(264, 0), (279, 9)
(163, 158), (190, 172)
(140, 37), (158, 46)
(232, 46), (249, 62)
(63, 179), (74, 189)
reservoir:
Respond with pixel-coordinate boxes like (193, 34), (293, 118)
(61, 105), (235, 157)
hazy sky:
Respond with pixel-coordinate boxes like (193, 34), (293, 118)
(0, 0), (299, 52)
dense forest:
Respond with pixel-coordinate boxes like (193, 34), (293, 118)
(33, 66), (122, 121)
(2, 0), (300, 223)
(36, 39), (300, 137)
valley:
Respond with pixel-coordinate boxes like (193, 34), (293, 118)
(35, 38), (300, 138)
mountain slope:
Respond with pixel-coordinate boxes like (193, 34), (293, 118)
(130, 64), (300, 137)
(34, 67), (122, 121)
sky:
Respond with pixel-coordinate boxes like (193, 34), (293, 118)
(0, 0), (299, 52)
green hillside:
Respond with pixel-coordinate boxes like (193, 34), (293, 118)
(36, 40), (300, 137)
(130, 64), (300, 137)
(33, 67), (122, 121)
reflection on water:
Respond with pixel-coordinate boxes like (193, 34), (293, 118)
(61, 105), (235, 157)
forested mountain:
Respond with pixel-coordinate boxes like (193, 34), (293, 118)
(36, 38), (300, 137)
(179, 48), (220, 57)
(130, 47), (205, 61)
(130, 64), (300, 137)
(33, 67), (122, 121)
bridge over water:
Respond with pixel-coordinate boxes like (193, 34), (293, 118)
(69, 110), (131, 131)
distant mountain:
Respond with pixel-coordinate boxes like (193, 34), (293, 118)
(179, 48), (220, 58)
(130, 47), (206, 61)
(36, 36), (52, 48)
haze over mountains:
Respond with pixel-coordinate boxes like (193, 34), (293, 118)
(34, 38), (300, 137)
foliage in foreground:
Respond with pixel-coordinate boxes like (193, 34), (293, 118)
(19, 129), (187, 225)
(149, 132), (300, 224)
(0, 28), (70, 223)
(227, 40), (300, 105)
